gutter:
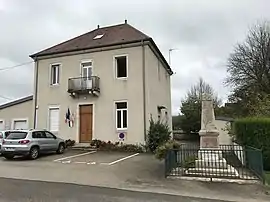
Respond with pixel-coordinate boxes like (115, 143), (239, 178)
(141, 40), (147, 141)
(33, 58), (39, 129)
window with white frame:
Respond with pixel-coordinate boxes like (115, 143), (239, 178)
(115, 101), (127, 130)
(115, 56), (127, 78)
(50, 64), (60, 85)
(81, 61), (92, 80)
(0, 120), (4, 130)
(48, 107), (60, 132)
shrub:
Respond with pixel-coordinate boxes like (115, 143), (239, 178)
(65, 139), (75, 147)
(180, 155), (197, 168)
(146, 116), (171, 153)
(233, 117), (270, 170)
(89, 139), (144, 153)
(155, 140), (181, 160)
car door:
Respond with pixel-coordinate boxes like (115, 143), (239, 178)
(44, 131), (58, 151)
(32, 131), (47, 151)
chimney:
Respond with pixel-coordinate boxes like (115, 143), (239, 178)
(97, 25), (100, 29)
(124, 19), (127, 24)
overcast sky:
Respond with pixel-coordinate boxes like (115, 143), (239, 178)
(0, 0), (268, 115)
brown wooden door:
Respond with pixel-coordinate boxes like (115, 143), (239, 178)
(79, 105), (93, 143)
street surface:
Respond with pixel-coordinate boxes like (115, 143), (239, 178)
(0, 151), (268, 202)
(0, 177), (229, 202)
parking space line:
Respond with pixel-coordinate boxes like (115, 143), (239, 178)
(108, 153), (139, 165)
(74, 161), (87, 164)
(53, 151), (96, 162)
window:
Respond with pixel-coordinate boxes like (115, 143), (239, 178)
(13, 120), (27, 130)
(0, 120), (4, 130)
(0, 132), (3, 139)
(93, 34), (104, 39)
(115, 101), (128, 130)
(32, 131), (46, 139)
(50, 64), (60, 85)
(48, 107), (60, 132)
(81, 61), (92, 79)
(115, 56), (127, 78)
(45, 131), (55, 139)
(6, 132), (28, 140)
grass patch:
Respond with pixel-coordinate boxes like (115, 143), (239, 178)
(265, 172), (270, 185)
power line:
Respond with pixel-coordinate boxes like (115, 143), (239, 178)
(0, 61), (34, 71)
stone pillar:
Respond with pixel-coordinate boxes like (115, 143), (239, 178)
(199, 97), (220, 149)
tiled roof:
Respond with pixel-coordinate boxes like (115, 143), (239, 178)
(30, 22), (173, 75)
(30, 23), (150, 57)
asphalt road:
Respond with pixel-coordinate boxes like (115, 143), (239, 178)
(0, 177), (229, 202)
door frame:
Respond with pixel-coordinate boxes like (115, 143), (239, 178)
(77, 102), (95, 143)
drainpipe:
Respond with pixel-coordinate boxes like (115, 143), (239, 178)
(33, 57), (39, 129)
(141, 40), (147, 142)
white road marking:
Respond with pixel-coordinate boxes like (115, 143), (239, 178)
(61, 160), (71, 164)
(100, 163), (110, 165)
(53, 151), (96, 162)
(74, 161), (87, 164)
(87, 161), (96, 165)
(108, 153), (140, 165)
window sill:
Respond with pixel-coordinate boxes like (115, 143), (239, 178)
(116, 77), (128, 80)
(116, 128), (127, 131)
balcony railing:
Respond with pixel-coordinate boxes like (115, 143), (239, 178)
(68, 76), (100, 95)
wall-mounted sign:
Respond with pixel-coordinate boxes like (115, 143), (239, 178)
(119, 132), (125, 140)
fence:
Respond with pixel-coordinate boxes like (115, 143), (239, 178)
(165, 144), (264, 182)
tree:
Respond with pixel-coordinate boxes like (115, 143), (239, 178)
(179, 78), (222, 134)
(226, 21), (270, 116)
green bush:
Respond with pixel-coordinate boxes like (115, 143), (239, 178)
(233, 117), (270, 170)
(65, 139), (76, 147)
(155, 140), (181, 160)
(89, 139), (144, 153)
(146, 116), (171, 153)
(180, 155), (197, 168)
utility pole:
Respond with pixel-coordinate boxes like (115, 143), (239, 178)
(169, 48), (178, 66)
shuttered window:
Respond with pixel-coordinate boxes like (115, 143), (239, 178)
(48, 107), (60, 132)
(0, 120), (4, 130)
(13, 120), (27, 129)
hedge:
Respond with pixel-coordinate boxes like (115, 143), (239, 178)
(233, 117), (270, 171)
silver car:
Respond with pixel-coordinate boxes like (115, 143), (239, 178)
(1, 129), (66, 160)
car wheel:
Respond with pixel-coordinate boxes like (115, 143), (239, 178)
(29, 147), (39, 160)
(57, 143), (65, 154)
(3, 154), (14, 160)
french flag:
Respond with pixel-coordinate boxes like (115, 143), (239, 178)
(65, 108), (71, 127)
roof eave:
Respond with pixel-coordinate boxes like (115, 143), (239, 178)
(0, 95), (33, 110)
(30, 38), (173, 75)
(29, 39), (147, 59)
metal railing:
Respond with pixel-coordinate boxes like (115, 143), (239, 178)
(68, 76), (100, 93)
(165, 144), (264, 182)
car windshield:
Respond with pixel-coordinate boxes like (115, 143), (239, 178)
(6, 132), (27, 140)
(0, 132), (3, 139)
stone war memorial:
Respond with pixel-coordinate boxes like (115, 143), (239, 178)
(186, 94), (239, 178)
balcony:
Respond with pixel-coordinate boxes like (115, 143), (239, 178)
(68, 76), (100, 96)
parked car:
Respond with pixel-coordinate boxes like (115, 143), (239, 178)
(1, 129), (66, 160)
(0, 130), (11, 153)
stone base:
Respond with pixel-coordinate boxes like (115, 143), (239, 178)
(198, 150), (223, 160)
(185, 165), (239, 178)
(186, 148), (239, 178)
(195, 158), (227, 169)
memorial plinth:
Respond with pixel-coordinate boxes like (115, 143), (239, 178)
(186, 96), (239, 177)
